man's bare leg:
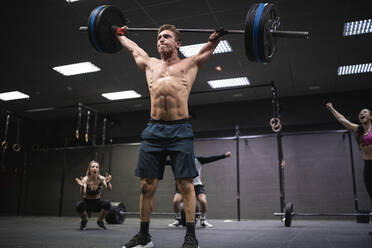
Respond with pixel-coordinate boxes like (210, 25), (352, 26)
(122, 178), (158, 248)
(173, 193), (183, 213)
(140, 178), (159, 221)
(169, 192), (183, 227)
(177, 178), (196, 223)
(198, 193), (212, 227)
(177, 178), (199, 247)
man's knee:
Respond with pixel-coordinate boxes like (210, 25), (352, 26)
(173, 194), (182, 205)
(198, 195), (207, 205)
(140, 178), (157, 195)
(177, 179), (194, 196)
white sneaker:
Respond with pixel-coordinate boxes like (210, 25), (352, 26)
(168, 219), (181, 227)
(200, 219), (213, 228)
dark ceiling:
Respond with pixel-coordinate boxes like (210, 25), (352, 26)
(1, 0), (371, 120)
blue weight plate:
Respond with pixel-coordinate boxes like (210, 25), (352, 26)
(87, 5), (106, 52)
(244, 3), (260, 62)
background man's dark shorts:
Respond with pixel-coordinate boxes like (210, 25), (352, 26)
(176, 184), (206, 196)
(135, 119), (198, 180)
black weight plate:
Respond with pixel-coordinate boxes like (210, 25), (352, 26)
(356, 209), (370, 224)
(258, 3), (279, 63)
(94, 5), (126, 53)
(244, 4), (255, 61)
(284, 203), (293, 227)
(265, 5), (279, 62)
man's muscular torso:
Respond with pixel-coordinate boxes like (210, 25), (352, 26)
(116, 26), (221, 121)
(146, 57), (198, 121)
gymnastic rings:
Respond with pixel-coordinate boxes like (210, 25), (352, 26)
(1, 141), (7, 151)
(40, 144), (49, 152)
(85, 110), (91, 143)
(270, 117), (282, 133)
(12, 143), (21, 152)
(281, 160), (286, 168)
(76, 105), (82, 140)
(32, 144), (40, 152)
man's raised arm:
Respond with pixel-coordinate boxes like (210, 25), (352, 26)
(193, 30), (225, 68)
(116, 26), (150, 71)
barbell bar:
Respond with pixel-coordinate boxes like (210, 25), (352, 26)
(274, 212), (372, 217)
(79, 26), (309, 39)
(79, 3), (310, 63)
(108, 201), (200, 226)
(274, 203), (371, 227)
(124, 211), (202, 215)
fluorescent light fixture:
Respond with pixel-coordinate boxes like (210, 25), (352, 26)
(233, 93), (243, 97)
(337, 63), (372, 76)
(343, 19), (372, 36)
(0, 91), (29, 101)
(26, 107), (55, 113)
(102, 90), (142, 100)
(207, 77), (250, 89)
(53, 62), (100, 76)
(179, 40), (232, 57)
(66, 0), (80, 3)
(309, 85), (320, 90)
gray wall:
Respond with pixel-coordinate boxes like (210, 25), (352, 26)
(1, 130), (370, 220)
(283, 132), (369, 213)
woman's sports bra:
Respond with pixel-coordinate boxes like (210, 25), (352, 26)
(362, 128), (372, 146)
(86, 183), (103, 195)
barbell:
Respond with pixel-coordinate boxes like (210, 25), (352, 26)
(274, 203), (371, 227)
(79, 3), (309, 63)
(105, 202), (199, 226)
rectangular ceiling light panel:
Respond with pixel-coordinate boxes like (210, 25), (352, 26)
(102, 90), (142, 100)
(180, 40), (232, 57)
(53, 62), (100, 76)
(337, 63), (372, 75)
(207, 77), (250, 89)
(343, 19), (372, 36)
(0, 91), (29, 101)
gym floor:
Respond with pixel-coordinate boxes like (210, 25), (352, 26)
(0, 216), (370, 248)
